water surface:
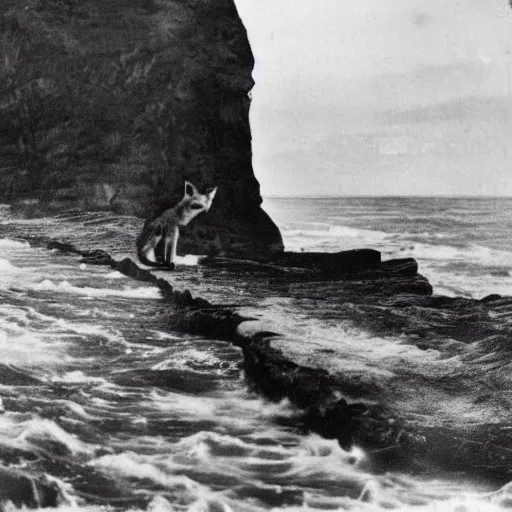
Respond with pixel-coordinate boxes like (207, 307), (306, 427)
(0, 200), (511, 511)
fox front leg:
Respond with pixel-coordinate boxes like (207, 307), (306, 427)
(141, 234), (162, 264)
(163, 225), (179, 269)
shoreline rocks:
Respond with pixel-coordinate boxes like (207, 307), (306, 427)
(43, 240), (512, 482)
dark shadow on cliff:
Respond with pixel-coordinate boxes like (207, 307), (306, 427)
(0, 0), (283, 260)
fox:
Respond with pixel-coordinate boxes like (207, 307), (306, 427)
(136, 181), (217, 268)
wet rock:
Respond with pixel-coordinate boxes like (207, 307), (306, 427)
(302, 398), (368, 450)
(0, 467), (62, 508)
(48, 240), (114, 265)
(0, 0), (283, 260)
(0, 365), (42, 386)
(112, 257), (161, 285)
(47, 241), (82, 255)
(169, 307), (245, 339)
(79, 249), (114, 265)
(108, 256), (248, 337)
(274, 249), (382, 275)
(204, 251), (433, 296)
(480, 293), (502, 303)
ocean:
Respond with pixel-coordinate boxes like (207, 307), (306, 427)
(265, 197), (512, 299)
(0, 197), (511, 511)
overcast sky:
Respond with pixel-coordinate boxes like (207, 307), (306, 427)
(234, 0), (512, 197)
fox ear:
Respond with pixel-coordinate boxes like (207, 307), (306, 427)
(204, 187), (217, 211)
(207, 187), (217, 201)
(184, 181), (198, 197)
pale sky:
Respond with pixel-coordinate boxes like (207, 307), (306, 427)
(234, 0), (512, 196)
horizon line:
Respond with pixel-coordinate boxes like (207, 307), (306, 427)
(262, 194), (512, 199)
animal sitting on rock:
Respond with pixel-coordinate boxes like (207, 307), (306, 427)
(136, 181), (217, 269)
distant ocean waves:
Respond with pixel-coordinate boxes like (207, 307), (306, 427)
(264, 197), (512, 298)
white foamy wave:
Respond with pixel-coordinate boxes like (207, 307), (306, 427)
(175, 430), (291, 463)
(282, 224), (389, 252)
(51, 318), (124, 344)
(0, 238), (30, 249)
(0, 326), (69, 367)
(275, 435), (368, 483)
(0, 413), (98, 456)
(284, 224), (387, 240)
(50, 371), (107, 385)
(328, 225), (387, 239)
(150, 389), (216, 419)
(272, 466), (512, 512)
(432, 285), (458, 298)
(0, 305), (124, 361)
(148, 389), (296, 436)
(299, 492), (510, 512)
(30, 279), (161, 299)
(0, 258), (17, 271)
(151, 348), (223, 374)
(89, 449), (276, 512)
(150, 330), (184, 341)
(104, 271), (126, 279)
(82, 438), (512, 512)
(351, 478), (512, 512)
(4, 503), (112, 512)
(175, 254), (203, 266)
(399, 231), (452, 240)
(89, 451), (200, 490)
(145, 496), (175, 512)
(376, 239), (512, 298)
(423, 263), (512, 299)
(400, 242), (512, 267)
(0, 257), (30, 289)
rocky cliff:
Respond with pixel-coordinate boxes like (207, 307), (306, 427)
(0, 0), (283, 259)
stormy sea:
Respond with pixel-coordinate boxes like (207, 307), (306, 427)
(0, 196), (511, 511)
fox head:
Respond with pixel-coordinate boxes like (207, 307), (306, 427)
(180, 180), (217, 225)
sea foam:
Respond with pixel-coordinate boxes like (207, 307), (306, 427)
(30, 279), (161, 299)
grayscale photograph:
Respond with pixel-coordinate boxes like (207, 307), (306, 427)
(0, 0), (511, 510)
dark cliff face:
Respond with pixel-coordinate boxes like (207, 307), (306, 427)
(0, 0), (283, 259)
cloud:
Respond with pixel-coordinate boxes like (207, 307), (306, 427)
(234, 0), (512, 196)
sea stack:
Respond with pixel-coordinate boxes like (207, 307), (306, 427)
(0, 0), (283, 260)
